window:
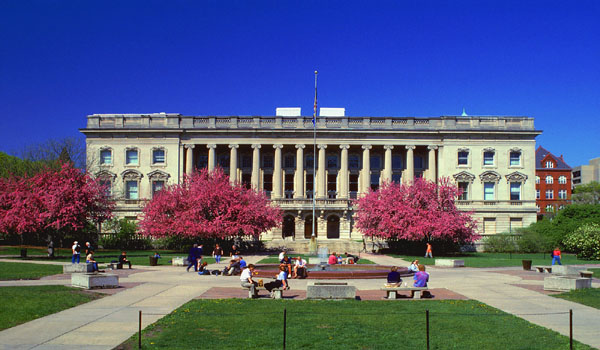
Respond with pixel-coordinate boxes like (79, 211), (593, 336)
(545, 176), (553, 184)
(371, 173), (380, 191)
(545, 205), (555, 213)
(537, 205), (541, 213)
(152, 149), (165, 164)
(125, 181), (139, 200)
(509, 151), (521, 166)
(545, 161), (554, 168)
(483, 218), (496, 234)
(263, 173), (273, 192)
(327, 155), (338, 169)
(392, 173), (402, 183)
(510, 182), (521, 200)
(263, 154), (273, 168)
(414, 156), (423, 169)
(483, 151), (495, 166)
(197, 155), (208, 168)
(305, 173), (314, 198)
(99, 179), (112, 197)
(536, 189), (540, 199)
(458, 182), (469, 200)
(241, 154), (252, 168)
(573, 170), (581, 177)
(126, 149), (139, 165)
(558, 189), (567, 199)
(349, 155), (360, 169)
(545, 190), (554, 199)
(509, 218), (523, 233)
(535, 176), (540, 184)
(349, 174), (359, 193)
(152, 181), (164, 197)
(558, 205), (565, 210)
(458, 151), (469, 165)
(284, 155), (295, 168)
(484, 182), (495, 200)
(327, 174), (337, 198)
(392, 155), (403, 169)
(558, 175), (567, 184)
(100, 149), (112, 165)
(370, 156), (381, 169)
(305, 155), (315, 169)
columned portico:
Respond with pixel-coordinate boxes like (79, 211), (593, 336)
(251, 144), (261, 189)
(229, 144), (239, 183)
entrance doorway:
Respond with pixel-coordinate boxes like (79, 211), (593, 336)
(282, 215), (295, 239)
(304, 215), (318, 239)
(327, 215), (340, 239)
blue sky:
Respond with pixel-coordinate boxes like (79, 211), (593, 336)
(1, 1), (598, 167)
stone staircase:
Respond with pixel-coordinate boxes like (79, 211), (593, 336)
(264, 239), (378, 254)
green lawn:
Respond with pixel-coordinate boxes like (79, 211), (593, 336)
(257, 254), (374, 264)
(0, 286), (102, 331)
(0, 262), (63, 280)
(117, 299), (592, 350)
(553, 288), (600, 310)
(389, 253), (594, 268)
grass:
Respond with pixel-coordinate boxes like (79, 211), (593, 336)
(0, 285), (102, 331)
(257, 254), (375, 264)
(117, 299), (592, 350)
(388, 252), (594, 268)
(0, 261), (63, 280)
(553, 288), (600, 310)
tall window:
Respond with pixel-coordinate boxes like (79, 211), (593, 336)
(371, 173), (380, 191)
(100, 149), (112, 165)
(545, 190), (554, 199)
(545, 161), (554, 168)
(545, 175), (554, 184)
(510, 182), (521, 200)
(349, 155), (360, 169)
(536, 189), (540, 199)
(99, 179), (112, 197)
(349, 174), (359, 198)
(152, 181), (164, 197)
(370, 156), (381, 169)
(126, 149), (139, 165)
(414, 156), (423, 169)
(217, 154), (229, 168)
(535, 176), (540, 184)
(392, 155), (403, 169)
(152, 149), (165, 164)
(263, 174), (273, 192)
(509, 151), (521, 166)
(305, 155), (315, 169)
(483, 151), (495, 166)
(558, 175), (567, 184)
(241, 154), (252, 168)
(327, 155), (338, 169)
(262, 154), (273, 168)
(458, 182), (469, 200)
(484, 182), (495, 200)
(458, 151), (469, 165)
(391, 174), (402, 183)
(197, 155), (208, 168)
(558, 189), (567, 199)
(284, 155), (295, 168)
(306, 174), (314, 198)
(545, 205), (555, 212)
(125, 181), (139, 200)
(327, 174), (337, 198)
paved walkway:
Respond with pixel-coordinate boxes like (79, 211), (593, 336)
(1, 255), (599, 349)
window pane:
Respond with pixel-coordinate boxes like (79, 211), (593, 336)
(510, 152), (521, 166)
(305, 155), (315, 169)
(536, 190), (540, 199)
(458, 151), (469, 165)
(483, 152), (494, 165)
(546, 176), (553, 184)
(284, 155), (295, 168)
(535, 176), (540, 184)
(152, 149), (165, 163)
(370, 173), (380, 191)
(558, 176), (566, 184)
(327, 155), (338, 169)
(197, 155), (208, 168)
(370, 156), (381, 169)
(99, 180), (111, 197)
(218, 154), (229, 168)
(458, 182), (468, 200)
(263, 154), (273, 168)
(100, 150), (112, 164)
(126, 181), (138, 200)
(484, 182), (495, 200)
(152, 181), (164, 196)
(414, 156), (423, 169)
(349, 155), (360, 169)
(242, 155), (252, 168)
(392, 155), (402, 169)
(510, 182), (521, 200)
(391, 173), (402, 183)
(126, 150), (138, 165)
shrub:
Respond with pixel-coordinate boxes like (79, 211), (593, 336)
(516, 229), (554, 253)
(563, 223), (600, 260)
(482, 233), (518, 253)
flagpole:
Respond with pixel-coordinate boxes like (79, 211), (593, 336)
(310, 70), (318, 255)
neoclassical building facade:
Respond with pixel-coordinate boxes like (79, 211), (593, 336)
(82, 109), (540, 245)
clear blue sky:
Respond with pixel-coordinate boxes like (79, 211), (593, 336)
(1, 1), (598, 167)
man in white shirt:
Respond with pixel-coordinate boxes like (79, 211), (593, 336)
(71, 241), (81, 264)
(293, 256), (307, 278)
(240, 264), (257, 298)
(278, 250), (286, 263)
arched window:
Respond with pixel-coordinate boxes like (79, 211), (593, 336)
(545, 176), (553, 184)
(558, 175), (567, 184)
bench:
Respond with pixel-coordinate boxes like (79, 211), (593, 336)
(381, 286), (429, 299)
(242, 286), (285, 299)
(533, 265), (552, 273)
(580, 271), (594, 278)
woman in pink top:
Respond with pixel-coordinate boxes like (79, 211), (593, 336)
(328, 252), (338, 265)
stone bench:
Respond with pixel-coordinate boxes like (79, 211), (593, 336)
(380, 286), (429, 299)
(307, 282), (356, 300)
(534, 265), (552, 273)
(63, 263), (95, 274)
(551, 265), (586, 276)
(543, 276), (592, 292)
(435, 259), (464, 267)
(580, 271), (594, 279)
(71, 273), (119, 289)
(242, 286), (285, 299)
(172, 257), (190, 266)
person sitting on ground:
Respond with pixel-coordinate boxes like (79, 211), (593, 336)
(240, 264), (258, 297)
(408, 259), (419, 273)
(328, 252), (337, 265)
(238, 256), (247, 269)
(386, 266), (402, 287)
(551, 247), (562, 265)
(345, 252), (359, 264)
(119, 251), (132, 269)
(293, 256), (307, 278)
(86, 252), (99, 272)
(265, 265), (289, 297)
(197, 261), (211, 275)
(223, 258), (241, 275)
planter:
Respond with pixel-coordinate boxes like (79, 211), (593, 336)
(522, 259), (532, 271)
(149, 256), (158, 266)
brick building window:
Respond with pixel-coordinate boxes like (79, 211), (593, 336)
(545, 176), (553, 184)
(545, 190), (554, 199)
(558, 189), (567, 199)
(558, 175), (567, 184)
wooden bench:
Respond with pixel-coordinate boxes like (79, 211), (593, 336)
(381, 286), (429, 299)
(580, 271), (594, 278)
(533, 266), (552, 273)
(242, 286), (285, 299)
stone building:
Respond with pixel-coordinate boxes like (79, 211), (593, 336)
(81, 108), (540, 249)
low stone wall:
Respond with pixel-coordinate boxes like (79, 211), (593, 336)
(551, 265), (586, 276)
(172, 257), (189, 266)
(435, 259), (465, 267)
(306, 282), (356, 299)
(63, 263), (95, 274)
(543, 276), (592, 292)
(71, 273), (119, 289)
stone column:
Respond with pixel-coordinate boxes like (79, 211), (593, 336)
(272, 144), (283, 199)
(251, 144), (261, 190)
(339, 144), (350, 198)
(185, 144), (195, 175)
(405, 145), (416, 184)
(228, 144), (239, 183)
(317, 144), (327, 198)
(361, 144), (372, 194)
(207, 144), (217, 171)
(428, 145), (438, 182)
(295, 144), (305, 198)
(383, 145), (394, 183)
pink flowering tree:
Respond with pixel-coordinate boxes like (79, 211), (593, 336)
(0, 163), (114, 243)
(354, 178), (478, 247)
(139, 168), (282, 239)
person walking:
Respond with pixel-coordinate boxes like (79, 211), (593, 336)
(424, 243), (433, 258)
(71, 241), (81, 264)
(186, 244), (199, 272)
(551, 247), (562, 265)
(213, 244), (223, 264)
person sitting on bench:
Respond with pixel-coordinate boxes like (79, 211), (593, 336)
(119, 251), (132, 269)
(240, 264), (258, 297)
(413, 264), (431, 297)
(86, 252), (99, 272)
(386, 266), (402, 287)
(265, 265), (289, 297)
(293, 256), (307, 278)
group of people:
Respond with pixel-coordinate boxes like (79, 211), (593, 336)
(387, 261), (431, 297)
(71, 241), (132, 271)
(327, 252), (360, 265)
(187, 243), (244, 276)
(278, 251), (307, 279)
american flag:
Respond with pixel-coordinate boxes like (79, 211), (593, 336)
(312, 79), (318, 127)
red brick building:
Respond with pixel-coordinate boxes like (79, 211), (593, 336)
(535, 146), (571, 217)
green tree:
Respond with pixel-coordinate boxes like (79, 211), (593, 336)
(0, 152), (58, 178)
(572, 181), (600, 205)
(563, 223), (600, 259)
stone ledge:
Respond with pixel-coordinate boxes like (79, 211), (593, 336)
(306, 282), (356, 299)
(435, 259), (465, 267)
(71, 273), (119, 289)
(63, 263), (95, 274)
(543, 276), (592, 292)
(172, 257), (189, 266)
